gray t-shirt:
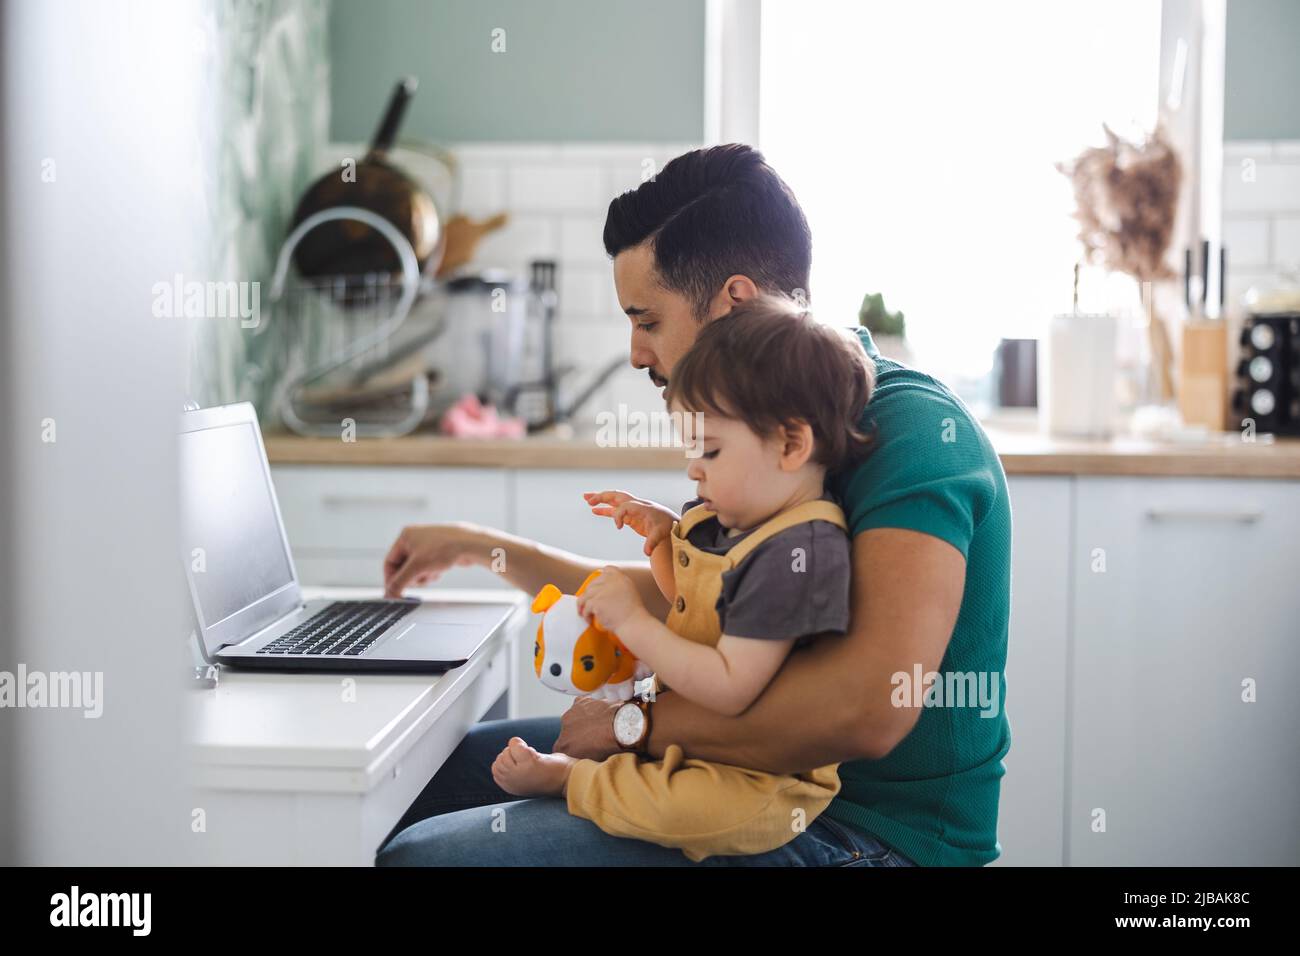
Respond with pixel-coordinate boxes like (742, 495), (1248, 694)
(679, 492), (852, 643)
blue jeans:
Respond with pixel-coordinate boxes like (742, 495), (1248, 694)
(375, 717), (916, 867)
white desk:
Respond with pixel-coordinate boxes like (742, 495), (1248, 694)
(190, 587), (527, 865)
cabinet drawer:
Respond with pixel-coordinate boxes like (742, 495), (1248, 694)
(272, 466), (508, 550)
(272, 466), (511, 590)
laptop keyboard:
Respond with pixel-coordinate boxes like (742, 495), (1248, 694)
(256, 600), (417, 656)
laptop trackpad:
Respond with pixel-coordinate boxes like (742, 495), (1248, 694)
(366, 622), (487, 665)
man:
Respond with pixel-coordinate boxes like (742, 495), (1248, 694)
(376, 144), (1011, 867)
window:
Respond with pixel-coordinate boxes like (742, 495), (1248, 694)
(759, 0), (1162, 389)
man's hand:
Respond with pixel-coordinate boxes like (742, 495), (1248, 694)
(553, 695), (622, 760)
(584, 490), (679, 557)
(382, 522), (488, 598)
(575, 565), (648, 633)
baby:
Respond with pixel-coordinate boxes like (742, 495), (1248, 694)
(492, 293), (876, 860)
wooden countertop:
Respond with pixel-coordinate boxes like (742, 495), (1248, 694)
(263, 426), (1300, 479)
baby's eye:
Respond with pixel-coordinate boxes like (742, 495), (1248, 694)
(702, 449), (719, 460)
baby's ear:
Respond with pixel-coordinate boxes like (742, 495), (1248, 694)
(574, 569), (603, 596)
(531, 584), (563, 614)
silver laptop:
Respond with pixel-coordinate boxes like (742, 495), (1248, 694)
(179, 402), (516, 673)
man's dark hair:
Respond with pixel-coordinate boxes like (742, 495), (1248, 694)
(665, 293), (877, 475)
(603, 144), (812, 318)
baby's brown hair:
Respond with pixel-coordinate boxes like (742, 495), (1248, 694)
(665, 293), (877, 474)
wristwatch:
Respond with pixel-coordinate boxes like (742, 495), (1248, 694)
(613, 697), (652, 754)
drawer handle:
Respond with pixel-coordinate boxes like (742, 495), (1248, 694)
(1145, 507), (1263, 524)
(322, 495), (430, 510)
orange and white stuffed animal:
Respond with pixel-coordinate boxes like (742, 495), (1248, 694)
(531, 569), (653, 702)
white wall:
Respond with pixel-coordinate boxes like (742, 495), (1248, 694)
(0, 0), (210, 864)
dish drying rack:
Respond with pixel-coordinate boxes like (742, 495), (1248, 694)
(262, 206), (445, 438)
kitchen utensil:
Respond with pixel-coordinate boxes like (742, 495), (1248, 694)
(994, 338), (1038, 407)
(1179, 320), (1229, 430)
(1040, 311), (1118, 438)
(499, 260), (627, 432)
(266, 206), (434, 437)
(1178, 242), (1229, 431)
(430, 269), (528, 414)
(437, 212), (509, 278)
(289, 77), (444, 280)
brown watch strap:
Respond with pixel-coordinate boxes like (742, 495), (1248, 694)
(619, 697), (652, 754)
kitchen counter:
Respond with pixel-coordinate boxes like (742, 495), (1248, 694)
(263, 425), (1300, 479)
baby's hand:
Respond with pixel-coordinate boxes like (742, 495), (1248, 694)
(576, 566), (647, 633)
(583, 490), (679, 557)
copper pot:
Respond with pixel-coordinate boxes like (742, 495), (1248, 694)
(289, 77), (443, 280)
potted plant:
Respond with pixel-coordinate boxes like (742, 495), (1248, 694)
(858, 291), (914, 365)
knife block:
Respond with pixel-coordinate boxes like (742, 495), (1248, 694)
(1178, 319), (1229, 430)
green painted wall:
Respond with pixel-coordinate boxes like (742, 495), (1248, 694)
(328, 0), (706, 143)
(1225, 0), (1300, 140)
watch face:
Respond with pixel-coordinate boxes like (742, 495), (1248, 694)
(614, 702), (645, 747)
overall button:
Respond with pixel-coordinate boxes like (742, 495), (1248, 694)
(675, 596), (686, 612)
(678, 550), (690, 567)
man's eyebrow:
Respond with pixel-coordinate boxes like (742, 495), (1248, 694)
(624, 306), (651, 317)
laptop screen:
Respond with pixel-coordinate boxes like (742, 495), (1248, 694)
(179, 415), (296, 638)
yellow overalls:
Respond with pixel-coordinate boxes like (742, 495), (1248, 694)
(563, 498), (847, 861)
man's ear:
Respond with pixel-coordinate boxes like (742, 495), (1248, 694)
(705, 274), (760, 319)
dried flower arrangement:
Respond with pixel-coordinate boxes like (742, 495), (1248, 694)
(1057, 124), (1184, 399)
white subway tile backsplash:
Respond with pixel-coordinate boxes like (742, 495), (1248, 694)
(508, 163), (606, 212)
(558, 264), (613, 319)
(1274, 218), (1300, 268)
(556, 143), (662, 164)
(474, 214), (557, 269)
(553, 318), (630, 361)
(1225, 268), (1276, 314)
(456, 164), (505, 216)
(452, 143), (563, 164)
(1222, 156), (1300, 214)
(1222, 142), (1300, 298)
(606, 156), (660, 198)
(580, 364), (665, 427)
(552, 319), (644, 419)
(559, 214), (611, 265)
(1222, 217), (1271, 267)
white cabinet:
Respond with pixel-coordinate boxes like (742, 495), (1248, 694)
(271, 465), (512, 590)
(995, 477), (1071, 866)
(1067, 477), (1300, 865)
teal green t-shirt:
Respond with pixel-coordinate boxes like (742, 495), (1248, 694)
(824, 327), (1012, 867)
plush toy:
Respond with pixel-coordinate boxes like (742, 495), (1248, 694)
(531, 569), (653, 702)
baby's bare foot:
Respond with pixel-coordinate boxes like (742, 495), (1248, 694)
(491, 736), (576, 797)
